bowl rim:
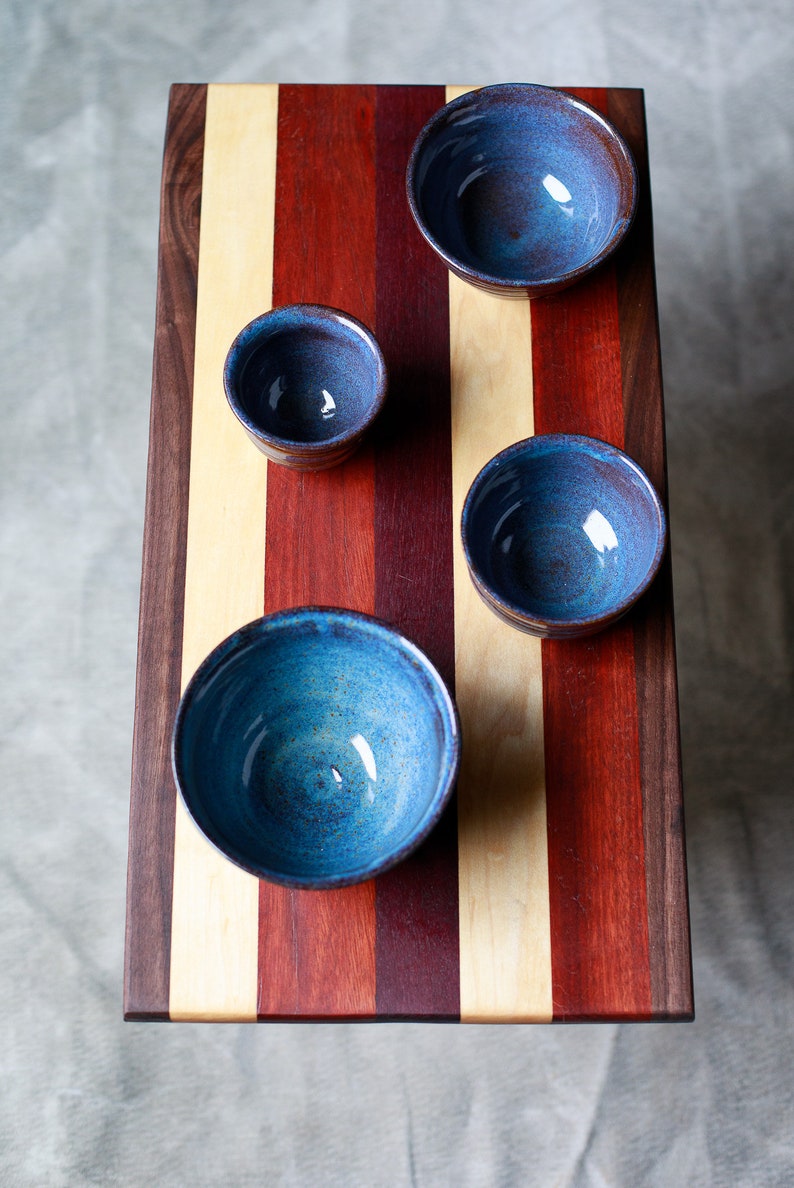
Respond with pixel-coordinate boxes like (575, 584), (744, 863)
(171, 606), (462, 889)
(223, 303), (388, 454)
(461, 433), (668, 636)
(406, 82), (639, 295)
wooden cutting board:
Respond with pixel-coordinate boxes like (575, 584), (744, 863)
(124, 83), (693, 1023)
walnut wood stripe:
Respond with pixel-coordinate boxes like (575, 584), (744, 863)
(531, 87), (652, 1021)
(607, 89), (694, 1019)
(124, 84), (206, 1021)
(258, 85), (378, 1019)
(168, 84), (278, 1021)
(372, 84), (460, 1020)
(447, 85), (552, 1024)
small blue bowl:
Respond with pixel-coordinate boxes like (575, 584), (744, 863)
(224, 304), (387, 470)
(406, 84), (638, 298)
(172, 608), (461, 888)
(461, 435), (666, 638)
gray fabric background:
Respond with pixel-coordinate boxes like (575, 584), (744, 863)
(2, 1), (793, 1184)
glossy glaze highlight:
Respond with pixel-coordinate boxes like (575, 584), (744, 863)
(172, 608), (461, 888)
(461, 434), (666, 637)
(224, 304), (387, 469)
(407, 84), (638, 298)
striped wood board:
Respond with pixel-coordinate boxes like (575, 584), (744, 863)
(124, 83), (693, 1023)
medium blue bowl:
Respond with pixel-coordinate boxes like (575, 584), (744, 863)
(461, 435), (666, 638)
(406, 84), (638, 298)
(224, 304), (387, 470)
(172, 608), (461, 888)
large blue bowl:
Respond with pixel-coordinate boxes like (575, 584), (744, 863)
(461, 435), (666, 638)
(407, 84), (638, 298)
(172, 608), (461, 888)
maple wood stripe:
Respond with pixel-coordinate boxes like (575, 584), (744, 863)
(124, 84), (206, 1020)
(608, 89), (694, 1019)
(258, 84), (378, 1019)
(447, 84), (552, 1025)
(532, 87), (652, 1021)
(168, 84), (278, 1021)
(371, 84), (460, 1020)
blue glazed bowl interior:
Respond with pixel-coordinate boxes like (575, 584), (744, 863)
(408, 84), (637, 289)
(173, 609), (460, 888)
(463, 436), (665, 630)
(225, 306), (385, 445)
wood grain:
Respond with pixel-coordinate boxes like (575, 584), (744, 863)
(608, 89), (694, 1019)
(372, 84), (460, 1020)
(124, 84), (206, 1021)
(126, 84), (693, 1023)
(531, 88), (653, 1021)
(168, 84), (278, 1021)
(258, 85), (378, 1019)
(448, 83), (552, 1023)
(449, 276), (553, 1022)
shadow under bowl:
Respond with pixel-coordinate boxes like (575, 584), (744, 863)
(461, 434), (667, 638)
(172, 608), (461, 888)
(407, 83), (638, 298)
(224, 304), (387, 469)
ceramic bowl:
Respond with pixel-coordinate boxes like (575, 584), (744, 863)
(223, 304), (387, 469)
(172, 608), (461, 888)
(406, 84), (638, 298)
(461, 434), (666, 638)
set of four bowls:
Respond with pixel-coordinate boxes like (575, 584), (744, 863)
(174, 84), (668, 890)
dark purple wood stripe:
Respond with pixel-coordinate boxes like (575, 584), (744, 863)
(124, 84), (206, 1020)
(608, 89), (694, 1020)
(372, 85), (460, 1020)
(532, 88), (652, 1021)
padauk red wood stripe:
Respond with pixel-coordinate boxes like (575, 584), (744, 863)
(372, 85), (460, 1020)
(607, 89), (694, 1019)
(258, 84), (378, 1019)
(124, 84), (206, 1020)
(531, 87), (652, 1020)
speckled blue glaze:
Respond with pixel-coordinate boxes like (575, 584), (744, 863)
(461, 435), (666, 637)
(406, 84), (638, 298)
(224, 304), (387, 469)
(172, 608), (461, 888)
